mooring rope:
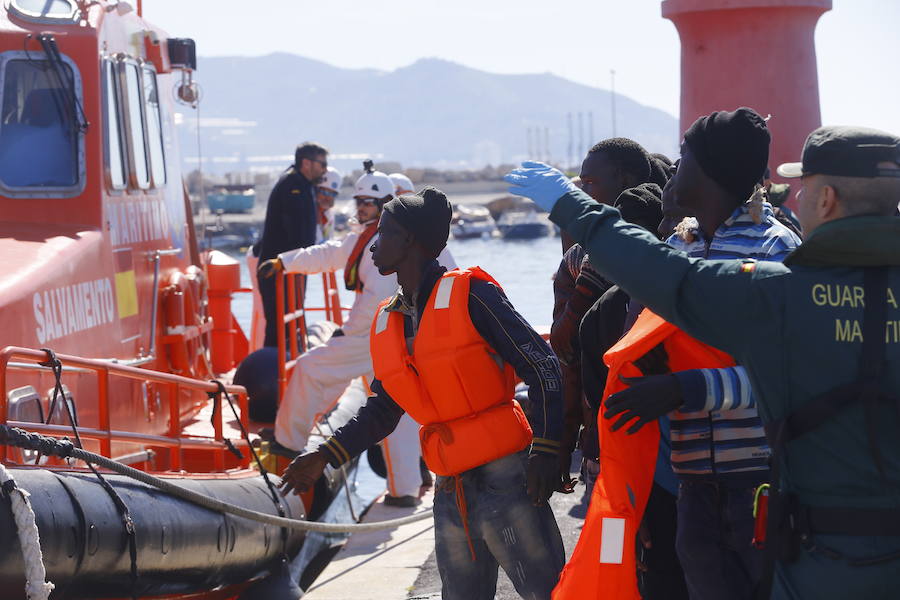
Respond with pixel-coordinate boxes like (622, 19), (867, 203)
(0, 425), (433, 533)
(0, 462), (54, 600)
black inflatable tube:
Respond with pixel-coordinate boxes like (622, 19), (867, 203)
(0, 469), (305, 599)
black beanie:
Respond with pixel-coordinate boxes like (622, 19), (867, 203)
(382, 186), (452, 258)
(614, 183), (664, 238)
(683, 107), (770, 202)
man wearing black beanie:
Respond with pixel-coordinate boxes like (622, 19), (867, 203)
(381, 186), (452, 260)
(508, 108), (800, 600)
(282, 186), (567, 600)
(597, 108), (801, 600)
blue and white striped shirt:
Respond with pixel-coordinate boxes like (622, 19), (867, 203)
(667, 201), (801, 479)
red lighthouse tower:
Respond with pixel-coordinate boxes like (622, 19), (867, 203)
(662, 0), (832, 190)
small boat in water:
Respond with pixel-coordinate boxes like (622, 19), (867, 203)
(497, 209), (551, 239)
(451, 204), (497, 239)
(207, 184), (256, 214)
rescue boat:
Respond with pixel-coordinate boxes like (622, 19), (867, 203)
(0, 2), (352, 597)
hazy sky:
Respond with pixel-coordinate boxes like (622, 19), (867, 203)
(144, 0), (900, 136)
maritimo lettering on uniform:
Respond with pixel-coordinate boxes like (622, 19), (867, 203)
(810, 283), (900, 343)
(33, 278), (116, 344)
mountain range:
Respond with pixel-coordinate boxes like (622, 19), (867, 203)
(175, 53), (678, 173)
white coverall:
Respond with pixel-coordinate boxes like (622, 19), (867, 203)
(245, 247), (265, 352)
(274, 226), (455, 498)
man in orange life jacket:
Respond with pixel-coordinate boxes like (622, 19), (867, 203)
(281, 187), (566, 600)
(259, 166), (456, 505)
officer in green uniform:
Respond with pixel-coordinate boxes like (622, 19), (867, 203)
(505, 125), (900, 600)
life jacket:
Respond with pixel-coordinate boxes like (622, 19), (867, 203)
(370, 267), (533, 476)
(553, 309), (734, 600)
(343, 222), (378, 292)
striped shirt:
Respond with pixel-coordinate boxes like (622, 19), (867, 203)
(667, 201), (801, 479)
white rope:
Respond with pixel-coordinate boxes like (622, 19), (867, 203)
(0, 464), (54, 600)
(0, 427), (434, 534)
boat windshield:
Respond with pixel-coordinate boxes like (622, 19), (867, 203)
(0, 58), (79, 189)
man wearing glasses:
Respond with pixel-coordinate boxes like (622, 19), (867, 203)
(259, 165), (456, 504)
(257, 141), (329, 347)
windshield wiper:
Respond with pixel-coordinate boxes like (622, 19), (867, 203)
(37, 33), (89, 134)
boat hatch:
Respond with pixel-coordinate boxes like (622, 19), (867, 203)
(0, 49), (85, 197)
(7, 385), (42, 463)
(44, 383), (76, 426)
(8, 0), (78, 24)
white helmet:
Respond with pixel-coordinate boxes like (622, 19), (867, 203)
(317, 166), (343, 195)
(354, 169), (395, 200)
(388, 172), (414, 196)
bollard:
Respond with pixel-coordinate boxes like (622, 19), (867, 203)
(206, 250), (242, 373)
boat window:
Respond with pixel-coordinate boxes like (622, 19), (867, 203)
(10, 0), (77, 21)
(103, 60), (126, 189)
(123, 62), (150, 189)
(0, 58), (80, 189)
(142, 66), (166, 186)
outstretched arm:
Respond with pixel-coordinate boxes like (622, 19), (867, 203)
(278, 232), (356, 275)
(550, 188), (784, 355)
(504, 162), (786, 357)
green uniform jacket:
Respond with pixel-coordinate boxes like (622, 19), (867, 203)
(551, 189), (900, 511)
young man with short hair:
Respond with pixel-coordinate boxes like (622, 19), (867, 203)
(260, 166), (455, 504)
(281, 187), (566, 600)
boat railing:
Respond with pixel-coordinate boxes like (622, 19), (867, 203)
(0, 346), (251, 473)
(274, 271), (349, 402)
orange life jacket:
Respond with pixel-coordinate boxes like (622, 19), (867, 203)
(370, 267), (533, 476)
(553, 310), (734, 600)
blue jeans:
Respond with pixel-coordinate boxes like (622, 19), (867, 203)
(675, 480), (763, 600)
(434, 452), (565, 600)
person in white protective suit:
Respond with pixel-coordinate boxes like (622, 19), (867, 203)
(259, 164), (455, 505)
(247, 167), (343, 352)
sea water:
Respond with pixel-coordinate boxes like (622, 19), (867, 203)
(228, 235), (563, 333)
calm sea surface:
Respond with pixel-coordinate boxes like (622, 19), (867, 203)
(228, 234), (563, 335)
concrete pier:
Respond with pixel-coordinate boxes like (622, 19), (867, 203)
(302, 492), (437, 600)
(303, 459), (587, 599)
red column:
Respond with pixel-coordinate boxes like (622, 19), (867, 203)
(662, 0), (831, 193)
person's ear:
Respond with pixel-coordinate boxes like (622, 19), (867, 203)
(819, 184), (843, 221)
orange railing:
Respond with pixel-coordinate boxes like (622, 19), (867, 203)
(0, 346), (251, 473)
(275, 272), (349, 402)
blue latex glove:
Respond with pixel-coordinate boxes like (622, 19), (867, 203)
(504, 161), (579, 212)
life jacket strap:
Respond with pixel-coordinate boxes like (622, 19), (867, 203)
(437, 474), (476, 561)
